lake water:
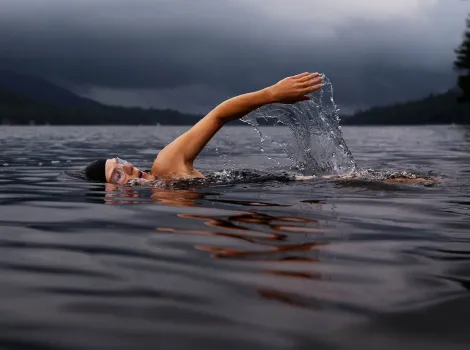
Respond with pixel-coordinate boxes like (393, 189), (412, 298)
(0, 125), (469, 350)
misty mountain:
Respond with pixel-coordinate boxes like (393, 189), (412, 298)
(0, 70), (102, 108)
(0, 71), (202, 125)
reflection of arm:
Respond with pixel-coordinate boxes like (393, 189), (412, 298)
(151, 72), (324, 175)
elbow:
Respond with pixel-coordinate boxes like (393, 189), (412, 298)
(208, 111), (230, 126)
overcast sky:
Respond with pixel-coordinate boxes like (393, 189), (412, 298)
(0, 0), (469, 113)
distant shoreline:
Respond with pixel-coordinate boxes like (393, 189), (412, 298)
(1, 70), (468, 126)
(341, 90), (469, 125)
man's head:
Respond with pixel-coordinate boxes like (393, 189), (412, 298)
(84, 158), (153, 184)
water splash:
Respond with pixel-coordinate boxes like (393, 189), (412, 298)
(241, 74), (356, 175)
(326, 169), (438, 181)
(127, 169), (296, 188)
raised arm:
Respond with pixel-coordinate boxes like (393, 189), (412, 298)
(151, 72), (324, 177)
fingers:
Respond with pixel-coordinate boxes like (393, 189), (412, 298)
(293, 72), (311, 79)
(301, 83), (325, 95)
(298, 76), (323, 88)
(297, 72), (320, 83)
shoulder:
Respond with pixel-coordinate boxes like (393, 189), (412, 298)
(150, 150), (183, 176)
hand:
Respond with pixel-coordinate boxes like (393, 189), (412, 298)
(267, 72), (324, 104)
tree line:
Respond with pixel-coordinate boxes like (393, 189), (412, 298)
(455, 13), (470, 102)
(0, 90), (202, 125)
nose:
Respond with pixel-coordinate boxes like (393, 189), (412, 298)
(122, 163), (134, 175)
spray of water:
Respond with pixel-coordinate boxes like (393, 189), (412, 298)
(109, 75), (438, 189)
(241, 74), (356, 176)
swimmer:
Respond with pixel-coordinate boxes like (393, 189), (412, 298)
(84, 72), (325, 185)
(82, 72), (439, 186)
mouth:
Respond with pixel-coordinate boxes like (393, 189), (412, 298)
(138, 170), (143, 179)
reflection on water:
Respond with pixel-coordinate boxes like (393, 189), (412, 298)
(104, 184), (216, 207)
(157, 193), (329, 309)
(161, 211), (326, 260)
(102, 183), (331, 311)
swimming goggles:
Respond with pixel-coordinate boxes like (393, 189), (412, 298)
(110, 157), (130, 185)
(116, 157), (128, 165)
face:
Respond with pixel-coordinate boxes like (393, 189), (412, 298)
(105, 158), (154, 185)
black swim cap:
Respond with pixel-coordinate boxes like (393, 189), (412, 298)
(84, 159), (107, 183)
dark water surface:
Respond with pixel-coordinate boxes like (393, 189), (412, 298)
(0, 125), (469, 350)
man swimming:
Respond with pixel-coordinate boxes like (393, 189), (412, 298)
(83, 72), (438, 186)
(84, 72), (325, 185)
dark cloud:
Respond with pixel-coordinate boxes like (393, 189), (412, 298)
(0, 0), (468, 113)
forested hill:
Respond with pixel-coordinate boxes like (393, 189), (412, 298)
(343, 90), (470, 125)
(0, 90), (202, 125)
(0, 70), (102, 108)
(0, 71), (202, 125)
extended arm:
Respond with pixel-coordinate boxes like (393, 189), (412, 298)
(151, 72), (324, 176)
